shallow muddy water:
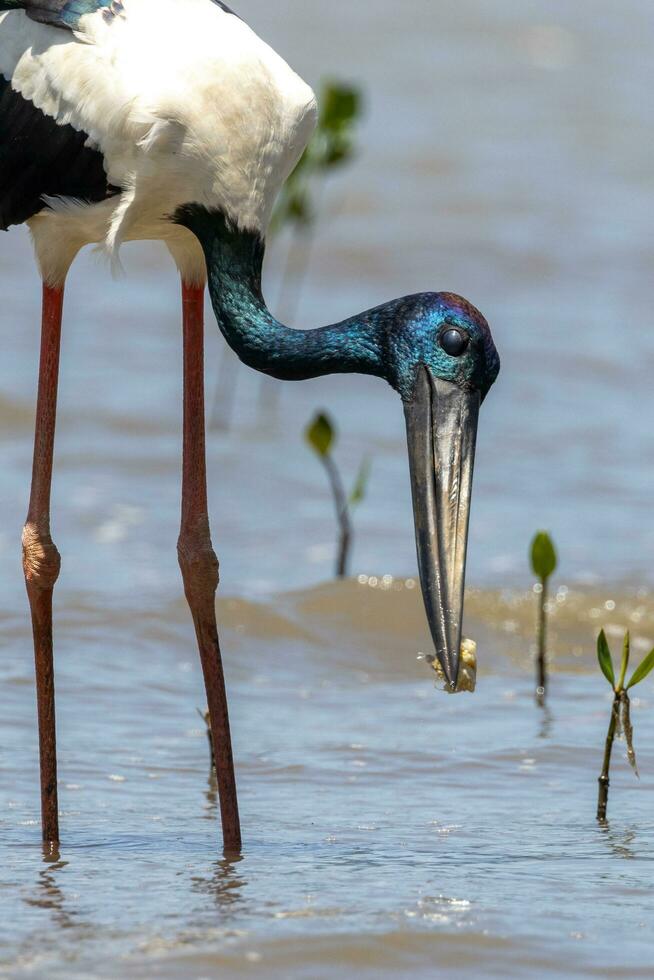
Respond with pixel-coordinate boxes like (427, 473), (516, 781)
(1, 0), (654, 976)
(2, 582), (654, 978)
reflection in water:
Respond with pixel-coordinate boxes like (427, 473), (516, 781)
(191, 855), (247, 918)
(537, 702), (553, 740)
(22, 847), (78, 931)
(598, 822), (638, 861)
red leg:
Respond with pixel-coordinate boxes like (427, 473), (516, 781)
(23, 283), (64, 844)
(178, 281), (241, 852)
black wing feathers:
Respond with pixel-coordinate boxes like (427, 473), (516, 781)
(0, 75), (118, 230)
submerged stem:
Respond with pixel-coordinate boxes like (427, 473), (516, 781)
(597, 693), (620, 821)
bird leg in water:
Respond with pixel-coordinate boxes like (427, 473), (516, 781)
(23, 282), (64, 846)
(177, 280), (241, 852)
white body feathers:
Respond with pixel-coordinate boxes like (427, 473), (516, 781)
(0, 0), (317, 282)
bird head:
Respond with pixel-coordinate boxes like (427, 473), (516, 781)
(382, 292), (499, 402)
(382, 291), (499, 690)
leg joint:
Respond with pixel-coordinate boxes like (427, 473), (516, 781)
(177, 528), (219, 601)
(22, 521), (61, 590)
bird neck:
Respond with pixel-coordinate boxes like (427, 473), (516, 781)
(178, 207), (386, 383)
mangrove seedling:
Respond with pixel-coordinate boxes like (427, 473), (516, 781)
(530, 530), (557, 703)
(305, 411), (371, 578)
(596, 630), (654, 821)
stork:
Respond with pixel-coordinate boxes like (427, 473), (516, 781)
(0, 0), (500, 852)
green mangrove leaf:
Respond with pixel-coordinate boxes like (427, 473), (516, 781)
(349, 456), (372, 508)
(617, 631), (631, 691)
(530, 531), (557, 581)
(306, 412), (334, 457)
(320, 82), (362, 133)
(597, 630), (616, 688)
(627, 647), (654, 689)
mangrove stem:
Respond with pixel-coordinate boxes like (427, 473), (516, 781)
(321, 453), (352, 578)
(536, 579), (547, 703)
(597, 693), (620, 821)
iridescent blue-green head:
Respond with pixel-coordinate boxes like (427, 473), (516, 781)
(176, 205), (500, 691)
(379, 290), (499, 400)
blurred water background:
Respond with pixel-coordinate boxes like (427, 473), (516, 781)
(1, 0), (654, 976)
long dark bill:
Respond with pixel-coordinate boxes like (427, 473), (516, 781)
(404, 368), (480, 690)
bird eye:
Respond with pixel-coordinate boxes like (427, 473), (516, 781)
(439, 327), (469, 357)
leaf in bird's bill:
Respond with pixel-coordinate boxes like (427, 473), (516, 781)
(530, 531), (557, 581)
(597, 630), (616, 688)
(349, 456), (372, 508)
(627, 647), (654, 689)
(306, 412), (334, 457)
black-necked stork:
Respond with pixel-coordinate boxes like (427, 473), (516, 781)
(0, 0), (499, 851)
